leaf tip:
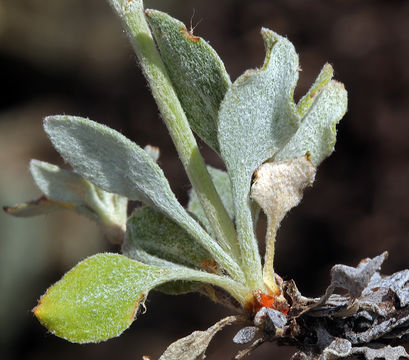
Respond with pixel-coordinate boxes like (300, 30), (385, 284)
(144, 8), (153, 16)
(42, 115), (57, 135)
(323, 62), (334, 73)
(43, 115), (70, 132)
(32, 296), (46, 322)
(2, 205), (11, 214)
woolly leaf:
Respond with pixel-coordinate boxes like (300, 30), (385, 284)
(30, 159), (92, 204)
(217, 28), (300, 287)
(146, 9), (231, 153)
(187, 166), (234, 237)
(44, 116), (177, 208)
(275, 79), (348, 166)
(44, 116), (244, 281)
(33, 253), (248, 343)
(155, 281), (202, 296)
(123, 207), (214, 270)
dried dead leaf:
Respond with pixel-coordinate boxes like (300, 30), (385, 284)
(159, 316), (241, 360)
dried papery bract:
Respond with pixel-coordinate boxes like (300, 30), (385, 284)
(251, 156), (316, 293)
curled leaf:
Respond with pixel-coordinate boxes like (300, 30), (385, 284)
(296, 63), (334, 118)
(275, 78), (348, 166)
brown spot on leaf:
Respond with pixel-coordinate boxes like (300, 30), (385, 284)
(182, 26), (200, 42)
(4, 195), (49, 214)
(130, 294), (146, 321)
(200, 259), (219, 273)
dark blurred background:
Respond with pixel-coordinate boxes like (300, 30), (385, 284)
(0, 0), (408, 359)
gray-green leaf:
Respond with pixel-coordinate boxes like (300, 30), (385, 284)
(30, 159), (92, 205)
(146, 9), (231, 153)
(275, 78), (348, 166)
(187, 166), (234, 237)
(217, 28), (300, 288)
(44, 116), (244, 282)
(43, 116), (176, 208)
(123, 207), (214, 270)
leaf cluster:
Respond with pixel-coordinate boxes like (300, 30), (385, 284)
(4, 0), (348, 356)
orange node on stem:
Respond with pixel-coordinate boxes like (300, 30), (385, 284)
(248, 290), (290, 316)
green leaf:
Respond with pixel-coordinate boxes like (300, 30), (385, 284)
(123, 207), (214, 270)
(44, 116), (244, 282)
(33, 253), (249, 343)
(188, 166), (234, 237)
(155, 281), (202, 296)
(275, 79), (348, 166)
(217, 28), (300, 289)
(146, 9), (231, 153)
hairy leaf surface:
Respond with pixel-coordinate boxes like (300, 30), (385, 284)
(123, 207), (212, 269)
(33, 253), (248, 343)
(275, 75), (348, 166)
(146, 9), (231, 152)
(30, 160), (92, 204)
(218, 28), (300, 288)
(44, 116), (244, 281)
(188, 166), (234, 237)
